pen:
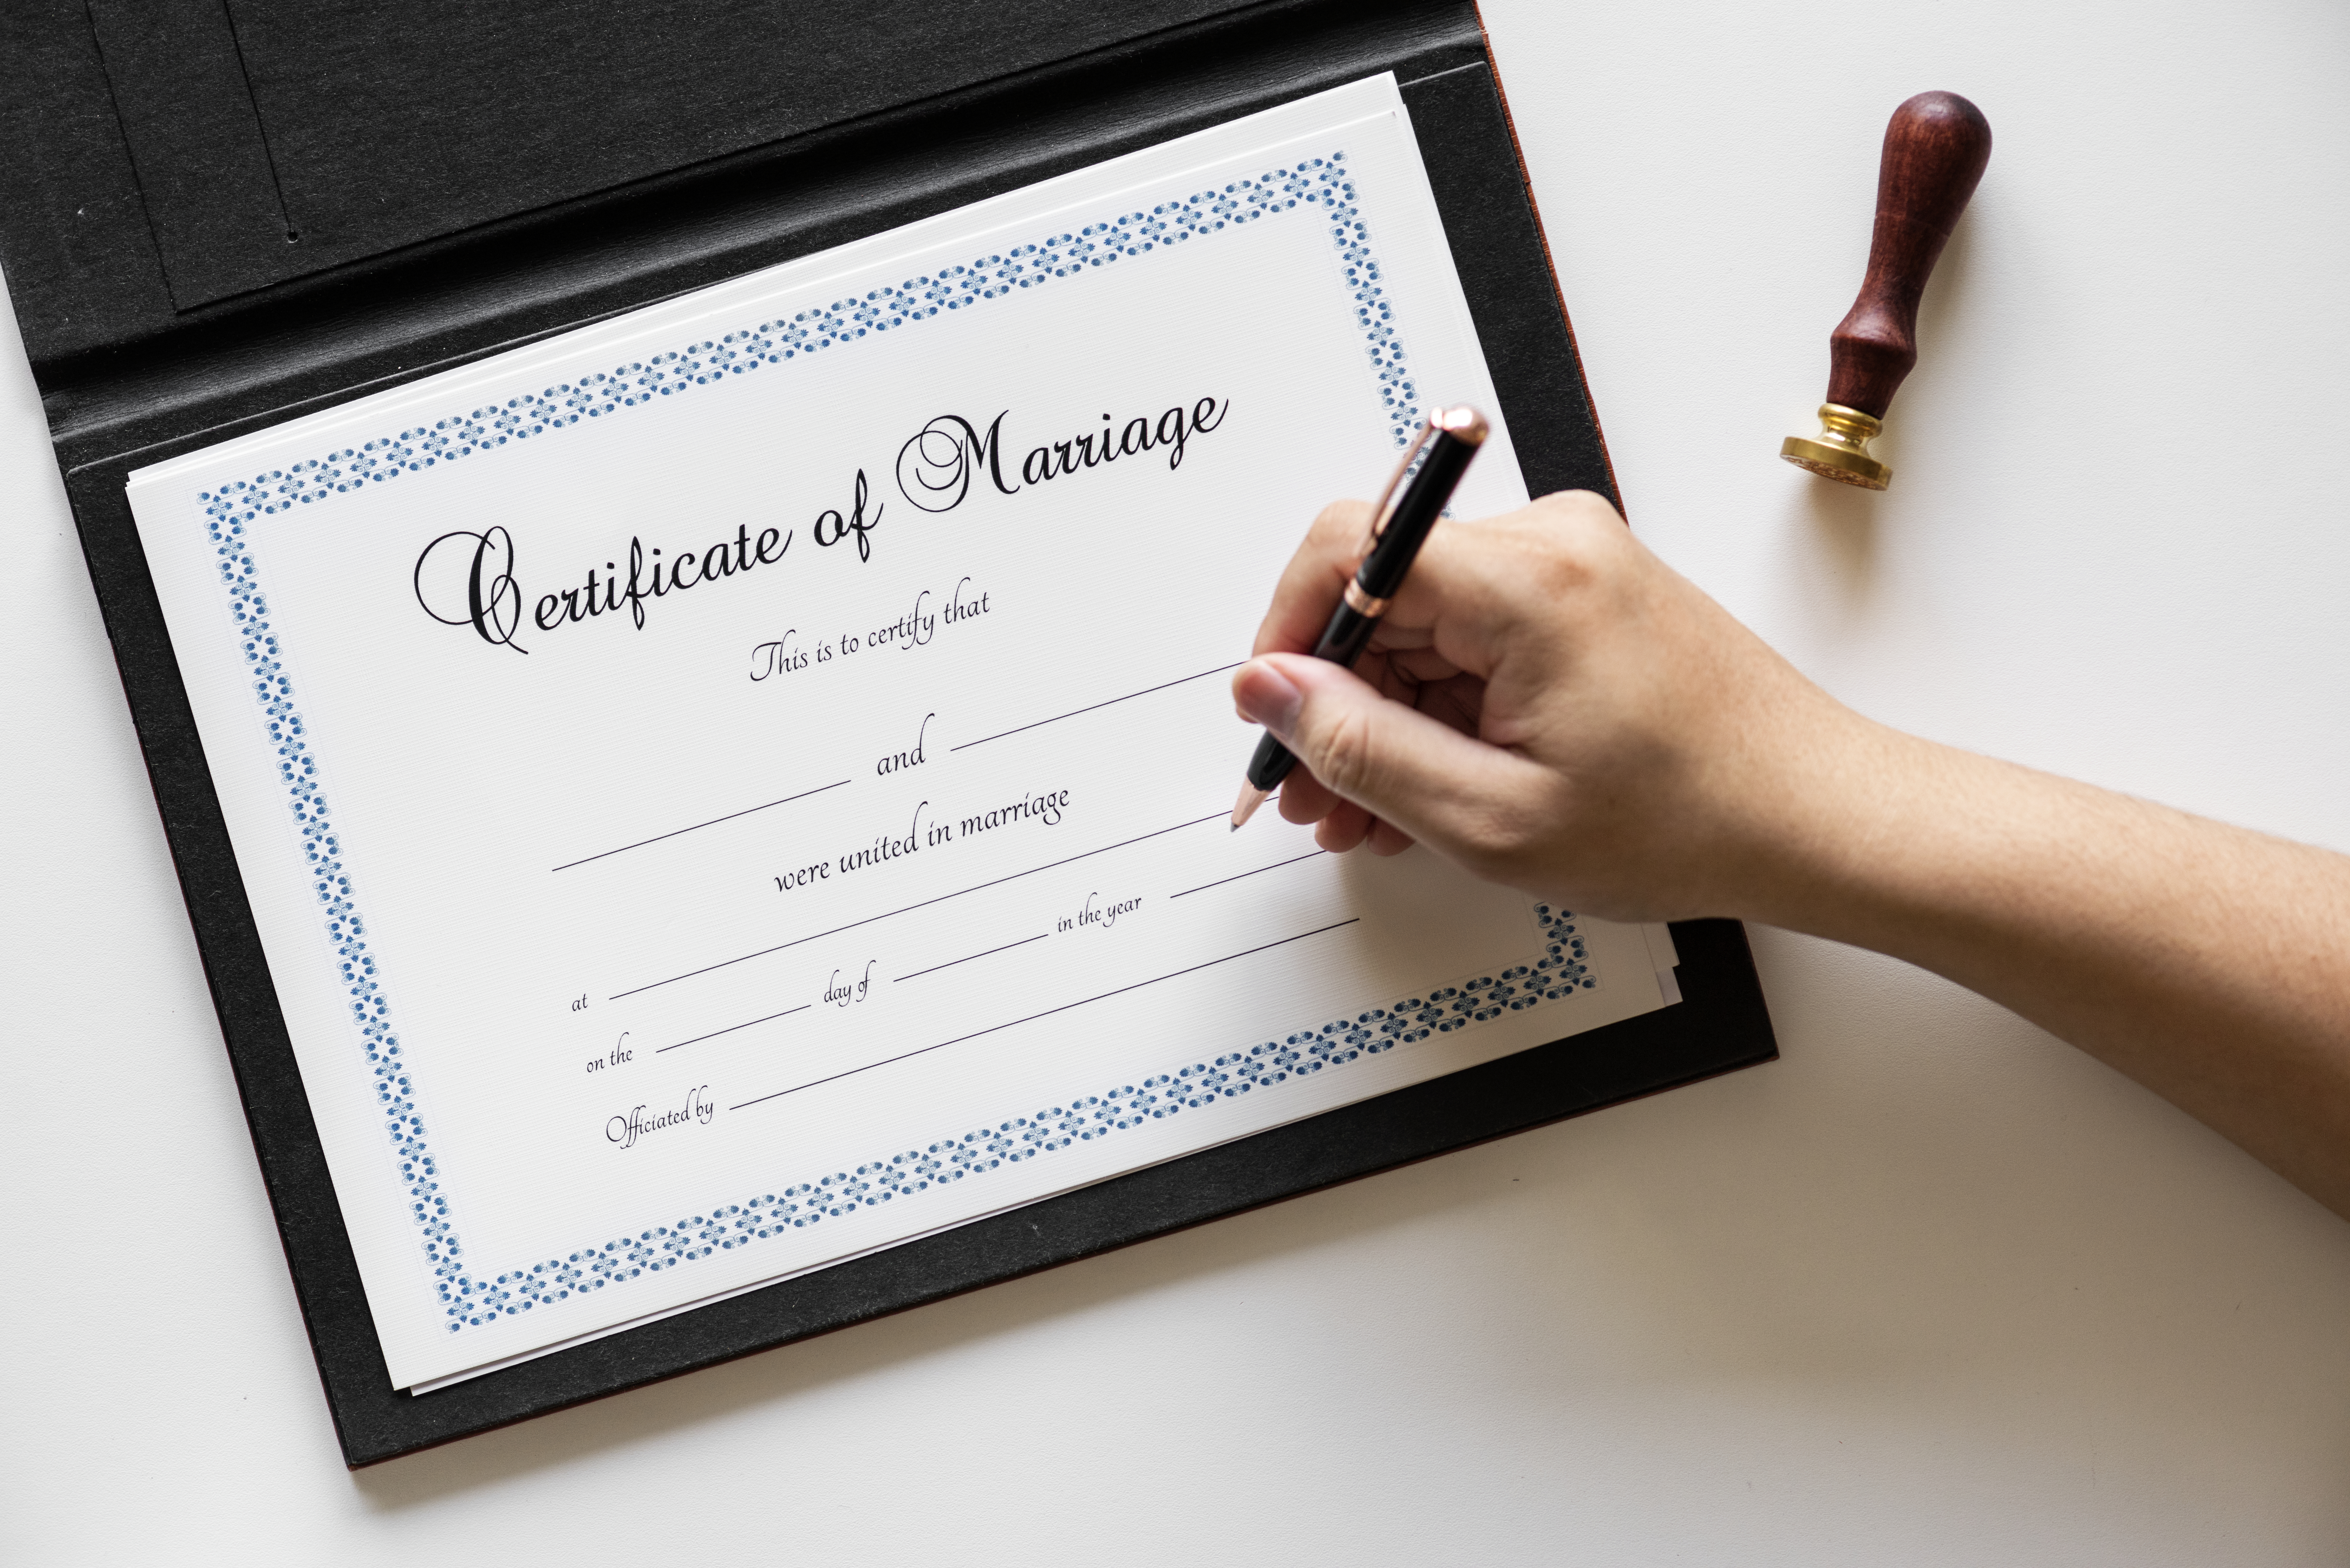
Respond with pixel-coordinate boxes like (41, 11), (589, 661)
(1231, 404), (1489, 829)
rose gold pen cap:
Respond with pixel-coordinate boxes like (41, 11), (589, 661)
(1430, 404), (1488, 442)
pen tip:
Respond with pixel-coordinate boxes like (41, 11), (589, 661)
(1231, 783), (1270, 831)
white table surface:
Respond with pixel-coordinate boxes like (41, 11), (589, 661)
(7, 1), (2350, 1561)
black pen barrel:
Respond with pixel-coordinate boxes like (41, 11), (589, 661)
(1237, 413), (1483, 819)
(1310, 597), (1381, 665)
(1358, 431), (1477, 599)
(1246, 729), (1298, 792)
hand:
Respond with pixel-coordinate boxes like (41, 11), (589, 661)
(1236, 489), (2350, 1221)
(1231, 490), (1867, 924)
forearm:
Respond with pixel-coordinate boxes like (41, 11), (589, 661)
(1750, 715), (2350, 1214)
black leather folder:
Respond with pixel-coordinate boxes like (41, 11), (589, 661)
(0, 0), (1777, 1465)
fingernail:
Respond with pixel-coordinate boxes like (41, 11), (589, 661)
(1233, 659), (1303, 738)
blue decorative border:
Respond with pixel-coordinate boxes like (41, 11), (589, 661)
(194, 150), (1582, 1343)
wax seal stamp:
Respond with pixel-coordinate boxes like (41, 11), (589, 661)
(1783, 91), (1992, 490)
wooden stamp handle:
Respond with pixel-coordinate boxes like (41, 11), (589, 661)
(1826, 91), (1992, 418)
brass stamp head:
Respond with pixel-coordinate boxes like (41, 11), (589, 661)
(1781, 403), (1891, 490)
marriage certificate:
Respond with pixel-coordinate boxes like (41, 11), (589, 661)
(127, 76), (1681, 1391)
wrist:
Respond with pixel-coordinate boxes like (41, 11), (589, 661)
(1705, 700), (1939, 940)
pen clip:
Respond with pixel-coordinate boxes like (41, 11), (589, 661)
(1363, 415), (1436, 554)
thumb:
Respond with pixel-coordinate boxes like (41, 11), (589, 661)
(1234, 653), (1544, 862)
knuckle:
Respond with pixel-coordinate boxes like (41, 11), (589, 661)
(1518, 536), (1595, 602)
(1532, 491), (1622, 545)
(1310, 499), (1372, 546)
(1512, 496), (1630, 598)
(1455, 804), (1538, 872)
(1304, 700), (1380, 800)
(1532, 487), (1620, 529)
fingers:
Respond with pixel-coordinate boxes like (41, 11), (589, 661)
(1274, 763), (1343, 825)
(1252, 500), (1374, 656)
(1316, 799), (1380, 853)
(1248, 490), (1634, 683)
(1233, 488), (1639, 870)
(1232, 653), (1547, 872)
(1270, 749), (1393, 852)
(1276, 765), (1408, 855)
